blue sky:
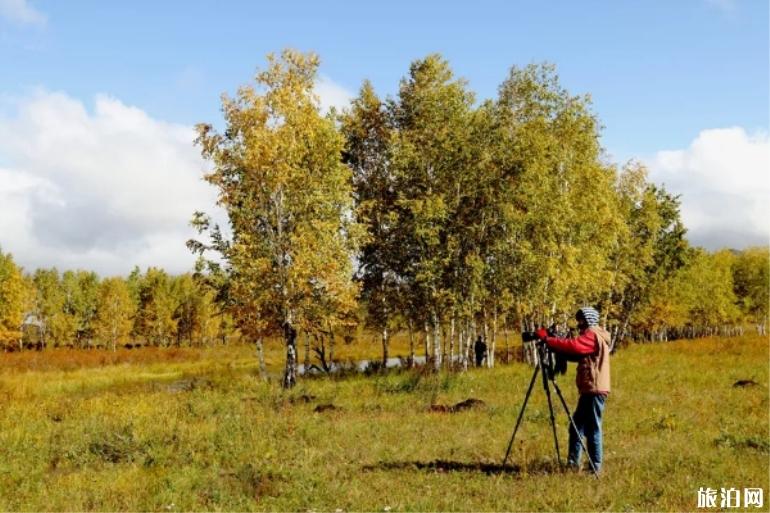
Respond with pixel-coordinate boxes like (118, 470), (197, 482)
(4, 1), (767, 159)
(1, 0), (768, 274)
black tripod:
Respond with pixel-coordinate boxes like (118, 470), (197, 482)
(502, 340), (599, 478)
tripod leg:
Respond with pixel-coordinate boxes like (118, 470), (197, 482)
(502, 366), (539, 466)
(551, 380), (600, 478)
(542, 377), (562, 466)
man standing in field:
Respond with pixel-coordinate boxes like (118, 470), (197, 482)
(537, 307), (611, 473)
(474, 336), (487, 367)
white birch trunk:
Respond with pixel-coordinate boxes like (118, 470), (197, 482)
(382, 326), (389, 366)
(432, 311), (442, 371)
(449, 316), (455, 370)
(256, 337), (268, 381)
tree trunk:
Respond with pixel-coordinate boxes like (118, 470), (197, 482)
(469, 322), (475, 368)
(614, 315), (632, 353)
(304, 331), (311, 371)
(313, 333), (330, 372)
(328, 323), (336, 370)
(408, 322), (415, 368)
(432, 311), (442, 372)
(457, 323), (464, 367)
(441, 324), (448, 369)
(381, 325), (389, 366)
(490, 307), (498, 368)
(256, 337), (268, 381)
(282, 323), (298, 389)
(449, 317), (455, 370)
(464, 319), (472, 371)
(483, 309), (490, 368)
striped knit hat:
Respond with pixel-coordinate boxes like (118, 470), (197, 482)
(576, 307), (600, 327)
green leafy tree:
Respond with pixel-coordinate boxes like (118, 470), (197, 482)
(626, 186), (690, 340)
(61, 270), (100, 348)
(172, 274), (198, 346)
(134, 268), (177, 347)
(687, 250), (741, 331)
(191, 49), (361, 388)
(342, 80), (407, 365)
(173, 274), (222, 347)
(732, 247), (770, 333)
(492, 64), (623, 331)
(0, 249), (28, 350)
(94, 277), (135, 351)
(605, 162), (663, 346)
(388, 54), (477, 370)
(32, 269), (75, 348)
(638, 249), (740, 339)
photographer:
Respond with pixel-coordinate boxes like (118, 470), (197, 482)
(536, 307), (611, 473)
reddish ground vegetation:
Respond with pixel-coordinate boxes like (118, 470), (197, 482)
(0, 346), (210, 372)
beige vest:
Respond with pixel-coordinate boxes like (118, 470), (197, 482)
(576, 326), (611, 395)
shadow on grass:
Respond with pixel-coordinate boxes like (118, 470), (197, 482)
(362, 459), (521, 475)
(362, 458), (570, 476)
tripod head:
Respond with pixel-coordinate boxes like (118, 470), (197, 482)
(535, 340), (567, 379)
(521, 327), (567, 378)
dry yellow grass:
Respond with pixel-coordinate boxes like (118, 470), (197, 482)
(0, 335), (767, 511)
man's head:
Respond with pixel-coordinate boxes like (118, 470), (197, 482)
(575, 307), (600, 330)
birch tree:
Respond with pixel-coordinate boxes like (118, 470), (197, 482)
(493, 64), (622, 328)
(192, 50), (361, 388)
(32, 269), (74, 348)
(389, 54), (475, 370)
(134, 268), (177, 347)
(94, 277), (135, 351)
(0, 249), (27, 350)
(342, 80), (400, 365)
(732, 247), (770, 334)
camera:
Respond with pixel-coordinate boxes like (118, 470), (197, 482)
(520, 327), (567, 376)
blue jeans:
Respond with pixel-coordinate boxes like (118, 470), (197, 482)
(568, 393), (606, 471)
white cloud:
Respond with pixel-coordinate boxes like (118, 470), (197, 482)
(0, 91), (225, 275)
(646, 127), (770, 250)
(314, 75), (354, 114)
(705, 0), (736, 14)
(0, 0), (46, 26)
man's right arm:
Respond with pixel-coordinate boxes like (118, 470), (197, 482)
(544, 331), (597, 357)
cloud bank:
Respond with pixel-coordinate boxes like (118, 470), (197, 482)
(2, 90), (763, 277)
(0, 78), (355, 276)
(0, 0), (46, 26)
(646, 127), (769, 250)
(0, 91), (222, 275)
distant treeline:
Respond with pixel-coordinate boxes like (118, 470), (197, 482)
(0, 263), (235, 351)
(0, 245), (766, 354)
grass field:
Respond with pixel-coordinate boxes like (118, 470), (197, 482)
(0, 335), (767, 511)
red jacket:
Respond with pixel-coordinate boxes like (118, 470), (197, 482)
(545, 327), (611, 396)
(544, 330), (598, 357)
